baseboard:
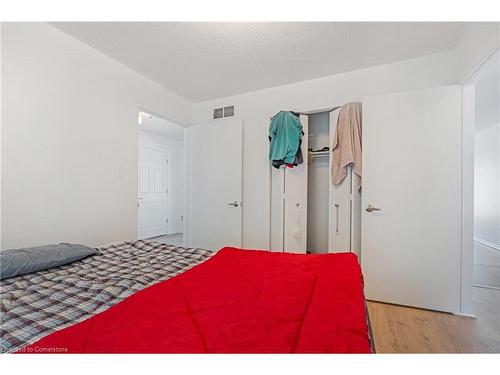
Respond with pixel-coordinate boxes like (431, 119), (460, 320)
(453, 312), (477, 318)
(474, 283), (500, 291)
(474, 237), (500, 252)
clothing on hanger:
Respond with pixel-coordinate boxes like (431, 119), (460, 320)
(331, 102), (362, 185)
(269, 111), (304, 169)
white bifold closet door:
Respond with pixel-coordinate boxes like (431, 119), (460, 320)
(328, 109), (362, 255)
(270, 115), (308, 253)
(328, 108), (349, 253)
(187, 118), (243, 251)
(361, 85), (462, 313)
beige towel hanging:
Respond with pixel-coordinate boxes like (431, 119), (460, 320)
(331, 102), (362, 186)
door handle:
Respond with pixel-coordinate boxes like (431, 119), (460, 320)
(335, 204), (339, 233)
(227, 201), (239, 207)
(366, 204), (381, 212)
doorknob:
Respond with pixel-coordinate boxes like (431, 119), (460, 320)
(227, 201), (239, 207)
(366, 204), (381, 212)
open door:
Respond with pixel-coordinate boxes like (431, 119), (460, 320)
(361, 85), (462, 313)
(187, 118), (243, 251)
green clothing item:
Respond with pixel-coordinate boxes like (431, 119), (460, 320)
(269, 111), (303, 165)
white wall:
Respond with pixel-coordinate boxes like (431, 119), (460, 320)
(4, 22), (496, 255)
(192, 51), (458, 249)
(474, 123), (500, 247)
(138, 130), (186, 234)
(455, 23), (500, 82)
(1, 23), (192, 249)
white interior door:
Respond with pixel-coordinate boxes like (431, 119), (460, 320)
(138, 147), (169, 239)
(187, 118), (243, 251)
(361, 85), (462, 313)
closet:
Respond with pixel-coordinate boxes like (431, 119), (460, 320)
(267, 85), (465, 314)
(270, 107), (361, 256)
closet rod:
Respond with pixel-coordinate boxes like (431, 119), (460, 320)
(308, 150), (330, 164)
(309, 151), (329, 159)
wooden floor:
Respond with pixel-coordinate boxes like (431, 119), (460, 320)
(367, 286), (500, 353)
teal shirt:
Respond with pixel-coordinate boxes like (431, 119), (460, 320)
(269, 111), (303, 164)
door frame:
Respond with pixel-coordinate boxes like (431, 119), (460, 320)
(460, 84), (475, 316)
(135, 107), (188, 246)
(459, 47), (500, 316)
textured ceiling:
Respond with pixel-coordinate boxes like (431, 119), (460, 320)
(52, 22), (468, 102)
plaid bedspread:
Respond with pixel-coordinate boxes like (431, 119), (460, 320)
(0, 240), (214, 353)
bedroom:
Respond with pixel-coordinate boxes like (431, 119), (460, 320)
(0, 1), (499, 373)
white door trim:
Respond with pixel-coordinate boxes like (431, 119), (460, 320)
(460, 84), (475, 315)
(459, 48), (500, 315)
(181, 126), (188, 246)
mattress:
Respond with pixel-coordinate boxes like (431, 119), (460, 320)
(0, 240), (214, 353)
(16, 247), (373, 353)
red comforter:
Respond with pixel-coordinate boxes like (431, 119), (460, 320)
(19, 248), (372, 353)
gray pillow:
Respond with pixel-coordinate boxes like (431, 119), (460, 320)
(0, 243), (99, 280)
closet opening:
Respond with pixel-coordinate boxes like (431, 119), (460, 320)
(307, 112), (330, 254)
(306, 109), (361, 256)
(269, 106), (362, 256)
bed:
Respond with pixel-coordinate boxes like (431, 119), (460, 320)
(1, 241), (373, 353)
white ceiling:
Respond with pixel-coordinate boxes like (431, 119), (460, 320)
(139, 114), (185, 140)
(52, 22), (468, 102)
